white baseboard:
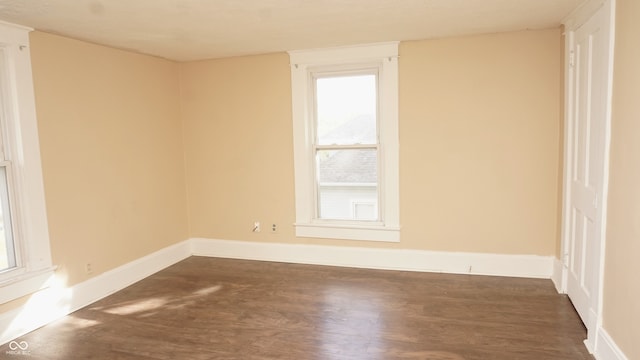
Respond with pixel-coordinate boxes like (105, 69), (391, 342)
(65, 240), (192, 313)
(585, 309), (599, 354)
(191, 238), (554, 278)
(551, 257), (565, 293)
(595, 328), (629, 360)
(0, 240), (191, 345)
(1, 237), (556, 346)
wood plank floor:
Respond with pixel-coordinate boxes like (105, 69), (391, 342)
(2, 257), (593, 359)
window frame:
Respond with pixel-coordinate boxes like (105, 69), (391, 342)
(289, 42), (400, 242)
(0, 21), (54, 304)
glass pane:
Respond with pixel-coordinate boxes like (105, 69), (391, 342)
(317, 149), (378, 221)
(0, 166), (16, 271)
(316, 74), (377, 145)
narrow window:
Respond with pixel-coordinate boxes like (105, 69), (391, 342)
(289, 43), (400, 242)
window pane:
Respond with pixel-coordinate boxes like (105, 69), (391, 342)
(317, 149), (378, 221)
(316, 74), (377, 145)
(0, 166), (16, 271)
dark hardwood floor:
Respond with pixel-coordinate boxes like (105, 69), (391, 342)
(2, 257), (593, 359)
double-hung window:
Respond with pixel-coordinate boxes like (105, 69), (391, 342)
(0, 21), (54, 304)
(289, 43), (400, 242)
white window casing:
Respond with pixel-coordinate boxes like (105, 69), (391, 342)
(0, 21), (54, 304)
(289, 42), (400, 242)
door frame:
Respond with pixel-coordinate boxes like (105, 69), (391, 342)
(559, 0), (616, 353)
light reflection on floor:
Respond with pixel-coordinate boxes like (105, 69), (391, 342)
(320, 285), (382, 359)
(89, 284), (223, 316)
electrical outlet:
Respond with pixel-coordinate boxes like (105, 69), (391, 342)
(271, 223), (278, 233)
(85, 263), (93, 274)
(253, 221), (261, 232)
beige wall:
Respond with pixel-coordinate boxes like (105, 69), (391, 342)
(400, 29), (561, 254)
(603, 0), (640, 357)
(181, 29), (562, 255)
(180, 54), (297, 243)
(29, 32), (188, 287)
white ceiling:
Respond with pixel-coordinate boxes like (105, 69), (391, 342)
(0, 0), (584, 62)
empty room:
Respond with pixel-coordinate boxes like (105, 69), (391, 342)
(0, 0), (637, 359)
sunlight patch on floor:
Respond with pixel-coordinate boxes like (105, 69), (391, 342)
(2, 273), (72, 343)
(96, 297), (169, 316)
(192, 284), (222, 296)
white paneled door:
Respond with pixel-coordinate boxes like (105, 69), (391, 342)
(563, 1), (614, 351)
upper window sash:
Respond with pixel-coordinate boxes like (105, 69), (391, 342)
(311, 68), (380, 147)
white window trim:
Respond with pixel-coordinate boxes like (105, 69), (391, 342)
(288, 42), (400, 242)
(0, 21), (54, 304)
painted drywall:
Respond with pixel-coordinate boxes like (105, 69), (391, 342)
(400, 29), (561, 254)
(602, 0), (640, 357)
(181, 29), (562, 255)
(29, 32), (188, 287)
(180, 53), (297, 243)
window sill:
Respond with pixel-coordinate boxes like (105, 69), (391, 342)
(0, 267), (56, 304)
(295, 222), (400, 242)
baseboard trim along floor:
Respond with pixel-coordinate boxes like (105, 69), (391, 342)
(191, 238), (553, 278)
(0, 237), (628, 359)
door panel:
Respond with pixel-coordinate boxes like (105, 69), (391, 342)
(566, 7), (608, 329)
